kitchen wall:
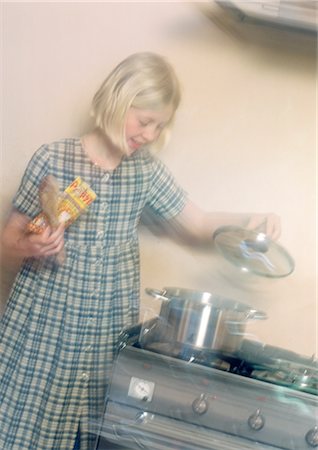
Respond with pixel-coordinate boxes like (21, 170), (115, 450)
(1, 2), (316, 356)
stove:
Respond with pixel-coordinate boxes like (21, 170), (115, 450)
(91, 319), (318, 450)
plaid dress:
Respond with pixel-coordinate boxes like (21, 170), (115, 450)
(0, 138), (187, 450)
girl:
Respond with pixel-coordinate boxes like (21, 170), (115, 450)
(0, 52), (280, 450)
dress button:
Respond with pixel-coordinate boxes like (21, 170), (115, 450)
(81, 372), (89, 382)
(85, 345), (92, 352)
(102, 172), (110, 182)
(94, 257), (102, 266)
(88, 316), (96, 324)
(96, 230), (104, 239)
(90, 287), (99, 299)
(101, 202), (108, 211)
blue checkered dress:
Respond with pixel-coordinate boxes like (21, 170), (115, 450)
(0, 138), (187, 450)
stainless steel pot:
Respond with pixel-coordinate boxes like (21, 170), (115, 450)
(145, 287), (267, 353)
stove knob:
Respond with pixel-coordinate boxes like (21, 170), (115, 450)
(248, 409), (265, 431)
(305, 427), (318, 447)
(192, 394), (209, 415)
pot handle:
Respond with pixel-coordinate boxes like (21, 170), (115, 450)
(246, 309), (267, 320)
(145, 288), (169, 302)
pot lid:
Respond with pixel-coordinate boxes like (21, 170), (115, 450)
(213, 226), (295, 278)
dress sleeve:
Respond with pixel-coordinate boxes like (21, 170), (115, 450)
(12, 144), (50, 218)
(146, 157), (188, 220)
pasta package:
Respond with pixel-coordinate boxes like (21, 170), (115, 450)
(27, 177), (97, 234)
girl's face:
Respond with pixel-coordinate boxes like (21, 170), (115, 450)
(124, 106), (173, 155)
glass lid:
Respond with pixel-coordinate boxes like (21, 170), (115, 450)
(213, 226), (295, 278)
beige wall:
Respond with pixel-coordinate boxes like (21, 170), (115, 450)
(1, 2), (316, 356)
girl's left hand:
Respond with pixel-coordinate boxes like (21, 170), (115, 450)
(246, 213), (281, 240)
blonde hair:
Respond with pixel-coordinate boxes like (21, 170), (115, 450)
(91, 52), (181, 153)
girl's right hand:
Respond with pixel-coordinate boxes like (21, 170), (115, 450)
(24, 224), (65, 258)
(1, 210), (65, 259)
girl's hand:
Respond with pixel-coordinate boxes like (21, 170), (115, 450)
(246, 213), (281, 240)
(1, 211), (65, 260)
(24, 224), (65, 258)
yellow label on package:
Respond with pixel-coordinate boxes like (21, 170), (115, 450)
(59, 177), (96, 227)
(28, 177), (96, 233)
(64, 177), (96, 210)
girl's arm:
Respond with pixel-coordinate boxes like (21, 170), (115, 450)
(1, 210), (65, 259)
(172, 199), (281, 243)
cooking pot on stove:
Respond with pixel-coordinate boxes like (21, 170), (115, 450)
(145, 287), (267, 353)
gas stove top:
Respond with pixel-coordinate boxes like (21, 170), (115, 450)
(92, 320), (318, 450)
(142, 339), (318, 396)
